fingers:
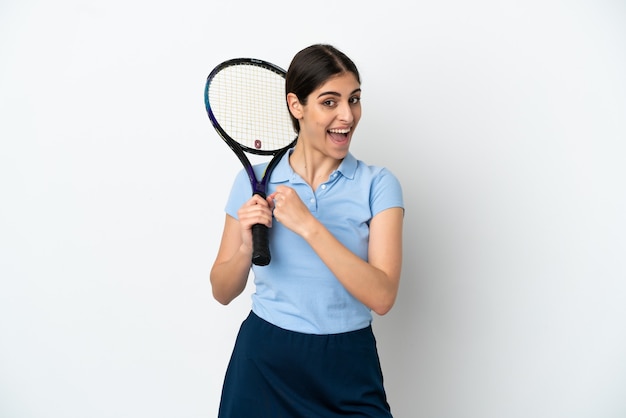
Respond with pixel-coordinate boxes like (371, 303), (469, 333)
(272, 194), (285, 208)
(268, 185), (296, 207)
(268, 186), (311, 232)
(238, 195), (273, 229)
(247, 194), (270, 207)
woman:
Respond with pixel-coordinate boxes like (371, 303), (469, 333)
(211, 44), (404, 417)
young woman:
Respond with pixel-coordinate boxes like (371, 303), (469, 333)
(211, 44), (404, 417)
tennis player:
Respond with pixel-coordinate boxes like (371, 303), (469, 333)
(211, 44), (404, 417)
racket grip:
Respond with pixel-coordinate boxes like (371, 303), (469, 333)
(251, 223), (271, 266)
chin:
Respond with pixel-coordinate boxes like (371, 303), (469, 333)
(331, 147), (350, 160)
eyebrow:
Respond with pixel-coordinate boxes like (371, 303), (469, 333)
(316, 88), (362, 99)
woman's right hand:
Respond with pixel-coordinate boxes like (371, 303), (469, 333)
(236, 194), (275, 252)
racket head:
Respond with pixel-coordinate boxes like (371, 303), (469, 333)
(204, 58), (297, 156)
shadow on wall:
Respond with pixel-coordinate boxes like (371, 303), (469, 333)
(372, 196), (436, 415)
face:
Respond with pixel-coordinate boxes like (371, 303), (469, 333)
(289, 72), (362, 160)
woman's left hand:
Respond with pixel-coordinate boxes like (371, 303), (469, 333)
(267, 185), (314, 237)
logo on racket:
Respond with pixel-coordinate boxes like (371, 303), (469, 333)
(254, 140), (262, 149)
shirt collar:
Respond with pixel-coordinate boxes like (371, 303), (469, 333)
(270, 148), (358, 183)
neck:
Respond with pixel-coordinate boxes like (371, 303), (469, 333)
(290, 143), (342, 189)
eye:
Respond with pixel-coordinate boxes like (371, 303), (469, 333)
(323, 99), (336, 107)
(349, 96), (361, 105)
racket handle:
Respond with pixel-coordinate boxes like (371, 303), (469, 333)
(251, 223), (271, 266)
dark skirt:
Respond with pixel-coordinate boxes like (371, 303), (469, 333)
(218, 311), (393, 417)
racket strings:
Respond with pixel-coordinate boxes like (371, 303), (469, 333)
(208, 64), (295, 152)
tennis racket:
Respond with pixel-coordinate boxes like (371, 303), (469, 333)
(205, 58), (297, 266)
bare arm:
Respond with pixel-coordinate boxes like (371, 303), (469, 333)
(209, 194), (274, 305)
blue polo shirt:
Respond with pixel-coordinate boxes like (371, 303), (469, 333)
(225, 149), (404, 334)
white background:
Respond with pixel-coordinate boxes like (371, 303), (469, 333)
(1, 1), (625, 417)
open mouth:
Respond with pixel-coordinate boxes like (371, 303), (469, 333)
(327, 128), (351, 143)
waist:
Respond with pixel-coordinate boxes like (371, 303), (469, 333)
(251, 294), (372, 335)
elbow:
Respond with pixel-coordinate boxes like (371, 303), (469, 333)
(210, 265), (241, 305)
(371, 293), (397, 316)
(211, 285), (236, 306)
(210, 278), (234, 306)
(372, 303), (394, 316)
(367, 267), (401, 316)
(212, 290), (234, 306)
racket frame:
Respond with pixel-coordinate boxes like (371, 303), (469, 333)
(204, 58), (297, 265)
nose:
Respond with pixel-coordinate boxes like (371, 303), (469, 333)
(337, 101), (354, 123)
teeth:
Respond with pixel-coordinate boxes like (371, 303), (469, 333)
(328, 129), (350, 134)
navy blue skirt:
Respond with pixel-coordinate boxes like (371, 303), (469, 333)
(218, 311), (393, 417)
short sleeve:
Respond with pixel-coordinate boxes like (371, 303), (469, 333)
(224, 169), (253, 219)
(370, 167), (404, 217)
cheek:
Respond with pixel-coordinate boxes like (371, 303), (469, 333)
(353, 108), (362, 124)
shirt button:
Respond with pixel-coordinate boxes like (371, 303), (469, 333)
(321, 184), (327, 190)
(309, 198), (315, 203)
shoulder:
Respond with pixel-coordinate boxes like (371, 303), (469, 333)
(350, 156), (404, 213)
(352, 157), (402, 191)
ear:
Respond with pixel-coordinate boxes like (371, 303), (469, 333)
(287, 92), (303, 120)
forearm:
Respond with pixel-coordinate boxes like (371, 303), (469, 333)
(302, 219), (400, 315)
(210, 245), (252, 305)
